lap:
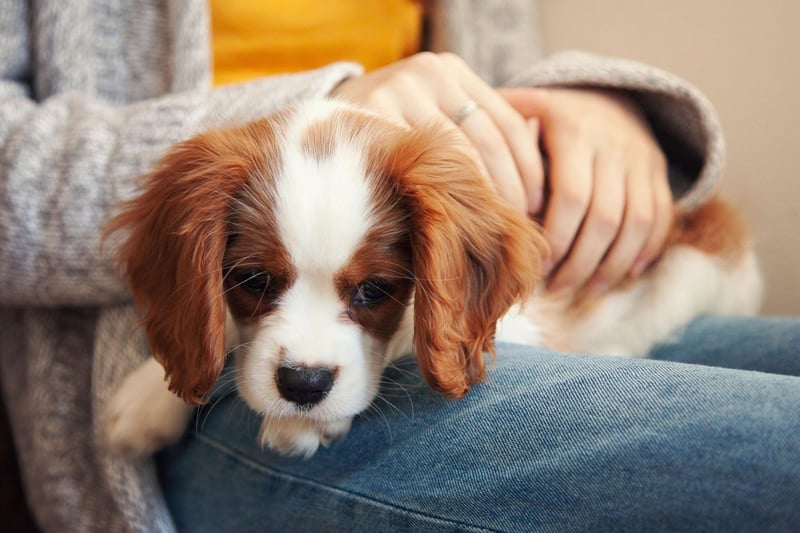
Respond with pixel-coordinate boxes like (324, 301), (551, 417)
(157, 316), (800, 532)
(649, 315), (800, 374)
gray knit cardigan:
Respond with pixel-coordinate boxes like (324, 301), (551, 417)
(0, 1), (723, 531)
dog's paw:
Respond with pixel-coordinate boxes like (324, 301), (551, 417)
(258, 416), (353, 458)
(104, 358), (194, 458)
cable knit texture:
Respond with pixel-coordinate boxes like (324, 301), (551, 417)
(0, 1), (724, 530)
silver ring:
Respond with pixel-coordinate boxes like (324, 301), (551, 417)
(451, 100), (480, 125)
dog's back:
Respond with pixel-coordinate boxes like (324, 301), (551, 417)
(499, 198), (762, 356)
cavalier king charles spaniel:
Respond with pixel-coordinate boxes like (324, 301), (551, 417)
(105, 99), (761, 458)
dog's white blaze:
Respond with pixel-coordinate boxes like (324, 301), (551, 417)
(278, 274), (359, 364)
(273, 101), (374, 275)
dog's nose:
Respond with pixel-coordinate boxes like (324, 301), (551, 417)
(276, 365), (335, 407)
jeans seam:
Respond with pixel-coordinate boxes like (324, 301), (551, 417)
(195, 432), (503, 533)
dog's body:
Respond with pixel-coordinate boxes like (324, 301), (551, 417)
(105, 99), (761, 458)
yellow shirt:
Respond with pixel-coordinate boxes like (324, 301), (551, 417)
(210, 0), (423, 86)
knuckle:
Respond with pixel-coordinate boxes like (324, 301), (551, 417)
(593, 209), (622, 237)
(437, 51), (462, 65)
(384, 69), (417, 90)
(627, 203), (654, 230)
(367, 87), (395, 107)
(547, 235), (572, 260)
(552, 114), (586, 141)
(408, 51), (441, 72)
(559, 184), (591, 211)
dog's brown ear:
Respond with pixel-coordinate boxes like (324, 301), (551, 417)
(388, 127), (548, 399)
(106, 121), (277, 405)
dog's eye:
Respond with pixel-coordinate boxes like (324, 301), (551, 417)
(236, 270), (272, 294)
(352, 280), (394, 308)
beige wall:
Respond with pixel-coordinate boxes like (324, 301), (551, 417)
(538, 0), (800, 315)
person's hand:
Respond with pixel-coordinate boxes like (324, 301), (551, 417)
(500, 87), (674, 297)
(332, 52), (545, 214)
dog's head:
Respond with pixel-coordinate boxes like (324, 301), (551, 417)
(108, 100), (545, 427)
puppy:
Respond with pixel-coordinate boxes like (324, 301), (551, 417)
(105, 99), (761, 458)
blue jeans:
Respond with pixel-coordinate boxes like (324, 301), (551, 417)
(157, 316), (800, 532)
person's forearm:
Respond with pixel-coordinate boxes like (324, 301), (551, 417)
(505, 50), (724, 210)
(0, 64), (362, 307)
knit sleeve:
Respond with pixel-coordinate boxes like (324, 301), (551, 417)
(504, 51), (724, 211)
(428, 1), (723, 212)
(0, 37), (362, 306)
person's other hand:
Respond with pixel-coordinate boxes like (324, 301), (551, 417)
(332, 52), (545, 214)
(500, 87), (673, 297)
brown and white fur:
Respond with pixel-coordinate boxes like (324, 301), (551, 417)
(105, 99), (761, 458)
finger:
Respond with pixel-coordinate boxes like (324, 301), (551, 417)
(456, 107), (527, 213)
(590, 162), (656, 290)
(361, 86), (413, 124)
(458, 90), (545, 214)
(631, 156), (674, 276)
(548, 153), (625, 293)
(444, 61), (546, 215)
(523, 118), (546, 214)
(469, 104), (542, 216)
(541, 140), (594, 275)
(497, 87), (550, 118)
(404, 99), (495, 185)
(392, 61), (526, 211)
